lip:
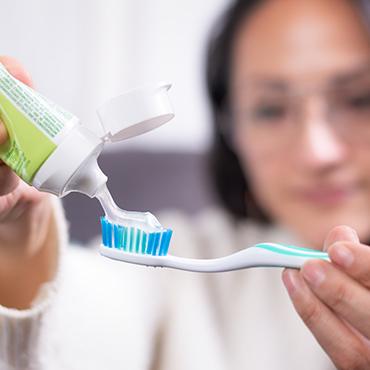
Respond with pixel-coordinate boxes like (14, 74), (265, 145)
(299, 185), (358, 206)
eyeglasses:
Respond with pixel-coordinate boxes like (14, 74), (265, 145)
(228, 72), (370, 152)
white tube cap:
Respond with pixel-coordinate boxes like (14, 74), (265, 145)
(97, 82), (174, 141)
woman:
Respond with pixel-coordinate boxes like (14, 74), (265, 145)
(0, 0), (370, 368)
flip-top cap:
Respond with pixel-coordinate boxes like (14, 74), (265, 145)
(97, 82), (174, 141)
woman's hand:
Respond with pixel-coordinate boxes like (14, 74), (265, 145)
(283, 225), (370, 369)
(0, 56), (58, 309)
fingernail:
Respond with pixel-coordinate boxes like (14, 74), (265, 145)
(302, 262), (326, 288)
(330, 245), (354, 268)
(323, 226), (359, 251)
(282, 269), (302, 295)
(348, 227), (360, 243)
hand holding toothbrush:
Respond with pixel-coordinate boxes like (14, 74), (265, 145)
(0, 56), (57, 309)
(283, 225), (370, 369)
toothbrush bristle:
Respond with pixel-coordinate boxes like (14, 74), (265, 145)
(100, 217), (172, 256)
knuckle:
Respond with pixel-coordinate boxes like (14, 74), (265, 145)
(298, 299), (322, 327)
(359, 270), (370, 289)
(328, 282), (351, 311)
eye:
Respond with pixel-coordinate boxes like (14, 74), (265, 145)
(345, 91), (370, 110)
(252, 104), (287, 122)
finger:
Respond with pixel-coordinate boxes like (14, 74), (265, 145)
(323, 225), (359, 251)
(301, 259), (370, 339)
(0, 56), (34, 87)
(282, 269), (369, 369)
(0, 119), (8, 144)
(0, 180), (46, 224)
(327, 241), (370, 289)
(0, 164), (19, 196)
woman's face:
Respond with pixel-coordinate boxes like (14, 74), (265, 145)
(231, 0), (370, 247)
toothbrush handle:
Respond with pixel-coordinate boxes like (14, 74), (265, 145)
(164, 243), (329, 272)
(100, 243), (329, 273)
(248, 243), (330, 269)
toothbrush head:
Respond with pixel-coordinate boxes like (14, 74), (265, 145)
(100, 216), (173, 256)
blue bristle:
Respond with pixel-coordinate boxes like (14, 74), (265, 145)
(106, 220), (113, 247)
(100, 217), (117, 249)
(164, 230), (173, 255)
(135, 229), (142, 253)
(104, 219), (110, 246)
(114, 224), (124, 248)
(101, 217), (173, 256)
(100, 217), (108, 247)
(159, 229), (172, 256)
(147, 233), (155, 255)
(141, 232), (148, 254)
(152, 232), (161, 256)
(158, 230), (167, 256)
(122, 227), (128, 251)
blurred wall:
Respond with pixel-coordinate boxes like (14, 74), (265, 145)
(0, 0), (229, 152)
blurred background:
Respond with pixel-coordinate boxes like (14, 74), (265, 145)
(0, 0), (230, 243)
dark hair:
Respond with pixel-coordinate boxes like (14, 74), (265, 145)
(206, 0), (370, 222)
(206, 0), (270, 223)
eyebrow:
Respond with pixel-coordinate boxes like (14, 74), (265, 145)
(232, 61), (370, 93)
(330, 63), (370, 85)
(233, 79), (289, 92)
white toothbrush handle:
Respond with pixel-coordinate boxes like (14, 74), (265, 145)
(163, 244), (329, 272)
(100, 243), (329, 273)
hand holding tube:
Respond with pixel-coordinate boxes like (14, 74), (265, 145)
(0, 56), (57, 309)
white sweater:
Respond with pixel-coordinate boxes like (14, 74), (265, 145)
(0, 199), (335, 370)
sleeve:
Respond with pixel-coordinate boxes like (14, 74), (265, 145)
(151, 210), (229, 370)
(0, 197), (67, 370)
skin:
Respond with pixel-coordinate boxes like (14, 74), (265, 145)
(0, 56), (58, 309)
(231, 0), (370, 367)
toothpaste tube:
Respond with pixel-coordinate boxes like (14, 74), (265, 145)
(0, 62), (173, 198)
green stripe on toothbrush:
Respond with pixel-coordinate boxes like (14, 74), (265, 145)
(278, 243), (328, 255)
(255, 243), (329, 260)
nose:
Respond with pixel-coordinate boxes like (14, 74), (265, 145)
(296, 97), (347, 169)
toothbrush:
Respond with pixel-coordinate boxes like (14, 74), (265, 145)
(99, 217), (329, 272)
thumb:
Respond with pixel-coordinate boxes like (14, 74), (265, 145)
(323, 225), (359, 252)
(0, 118), (18, 195)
